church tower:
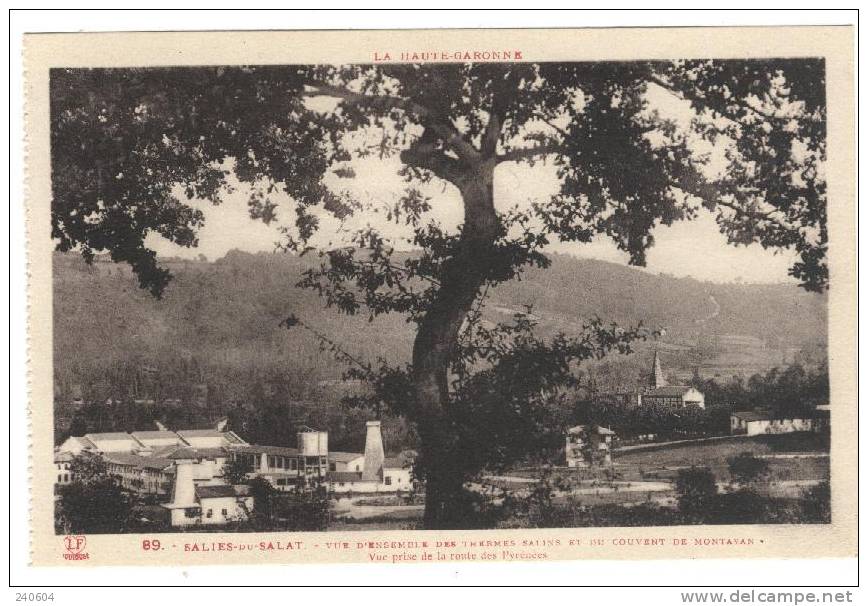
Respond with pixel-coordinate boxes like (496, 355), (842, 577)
(650, 350), (667, 388)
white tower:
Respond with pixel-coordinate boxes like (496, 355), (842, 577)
(362, 421), (385, 481)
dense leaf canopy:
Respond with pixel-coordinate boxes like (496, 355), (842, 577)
(51, 60), (827, 297)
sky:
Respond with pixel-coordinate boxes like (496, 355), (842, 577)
(146, 153), (799, 286)
(146, 80), (801, 286)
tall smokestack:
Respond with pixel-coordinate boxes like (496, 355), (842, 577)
(362, 421), (385, 481)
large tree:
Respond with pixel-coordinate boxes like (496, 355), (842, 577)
(50, 60), (826, 527)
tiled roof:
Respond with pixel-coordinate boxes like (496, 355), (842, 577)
(103, 453), (174, 470)
(167, 447), (228, 460)
(329, 451), (364, 462)
(150, 445), (185, 458)
(731, 410), (774, 422)
(177, 430), (246, 444)
(237, 444), (300, 457)
(177, 430), (226, 438)
(167, 447), (200, 460)
(195, 484), (250, 499)
(732, 410), (824, 422)
(326, 471), (364, 483)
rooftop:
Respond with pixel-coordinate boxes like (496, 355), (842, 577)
(131, 431), (180, 440)
(237, 444), (300, 457)
(732, 410), (825, 422)
(326, 471), (364, 483)
(103, 453), (174, 470)
(195, 484), (250, 499)
(329, 451), (364, 463)
(85, 432), (141, 441)
(167, 447), (228, 460)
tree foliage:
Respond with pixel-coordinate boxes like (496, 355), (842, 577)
(57, 453), (132, 534)
(51, 60), (827, 527)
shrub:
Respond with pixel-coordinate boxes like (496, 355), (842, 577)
(675, 467), (718, 520)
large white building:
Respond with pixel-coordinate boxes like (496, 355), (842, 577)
(55, 420), (416, 526)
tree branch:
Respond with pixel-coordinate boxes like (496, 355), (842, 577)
(497, 144), (564, 163)
(647, 74), (791, 126)
(304, 79), (480, 164)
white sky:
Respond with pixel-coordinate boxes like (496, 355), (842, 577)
(146, 80), (803, 285)
(146, 153), (798, 285)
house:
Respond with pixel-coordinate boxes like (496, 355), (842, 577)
(382, 456), (414, 490)
(54, 451), (74, 486)
(640, 385), (706, 409)
(196, 485), (253, 525)
(162, 447), (252, 527)
(730, 409), (827, 436)
(565, 425), (615, 468)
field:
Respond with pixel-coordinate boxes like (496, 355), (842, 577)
(328, 432), (830, 530)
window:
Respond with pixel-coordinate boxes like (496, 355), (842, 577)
(329, 463), (336, 471)
(290, 459), (297, 471)
(64, 474), (69, 482)
(184, 508), (200, 518)
(206, 509), (213, 519)
(384, 476), (392, 486)
(57, 474), (62, 483)
(221, 508), (228, 516)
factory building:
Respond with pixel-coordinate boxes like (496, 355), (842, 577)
(55, 420), (416, 526)
(326, 421), (415, 494)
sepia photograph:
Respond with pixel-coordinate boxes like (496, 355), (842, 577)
(19, 22), (856, 570)
(48, 58), (832, 535)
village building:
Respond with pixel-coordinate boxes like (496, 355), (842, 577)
(640, 385), (706, 409)
(162, 447), (251, 527)
(54, 451), (74, 486)
(196, 485), (253, 525)
(328, 451), (365, 473)
(594, 350), (705, 409)
(730, 408), (830, 436)
(56, 419), (418, 526)
(103, 453), (175, 495)
(565, 425), (615, 468)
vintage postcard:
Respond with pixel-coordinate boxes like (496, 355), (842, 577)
(24, 26), (856, 567)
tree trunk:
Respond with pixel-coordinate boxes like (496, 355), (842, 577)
(412, 157), (498, 529)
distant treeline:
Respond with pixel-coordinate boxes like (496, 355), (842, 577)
(53, 250), (828, 450)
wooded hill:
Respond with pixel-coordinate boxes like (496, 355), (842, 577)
(53, 249), (827, 445)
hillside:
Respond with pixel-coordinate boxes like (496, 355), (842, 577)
(53, 250), (827, 410)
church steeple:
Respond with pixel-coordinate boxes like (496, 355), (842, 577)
(650, 349), (667, 388)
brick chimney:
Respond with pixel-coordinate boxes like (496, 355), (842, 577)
(362, 421), (385, 481)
